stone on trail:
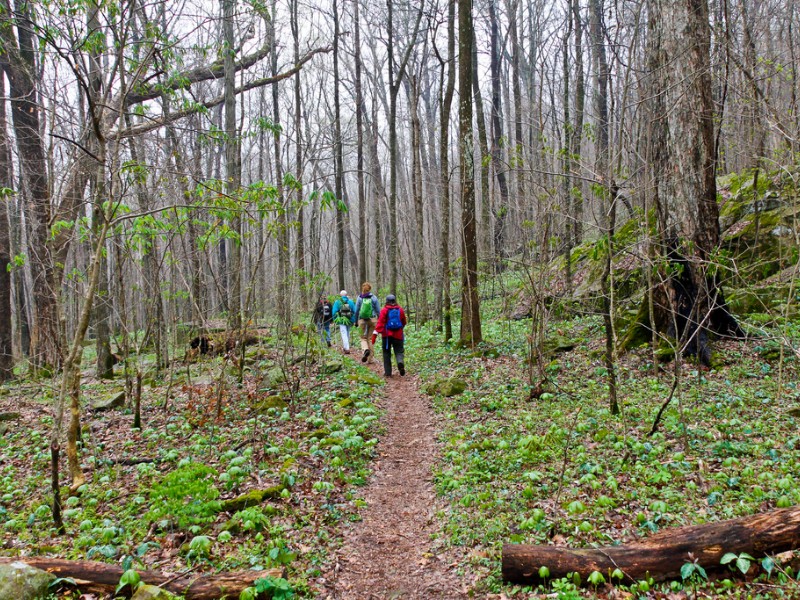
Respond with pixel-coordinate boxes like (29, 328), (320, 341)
(0, 561), (56, 600)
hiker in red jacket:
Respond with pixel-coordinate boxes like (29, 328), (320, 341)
(373, 294), (407, 377)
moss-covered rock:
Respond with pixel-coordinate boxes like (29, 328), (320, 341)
(301, 428), (330, 440)
(320, 361), (343, 374)
(219, 485), (285, 513)
(131, 584), (180, 600)
(348, 371), (383, 385)
(267, 368), (287, 386)
(91, 390), (126, 412)
(423, 377), (467, 397)
(542, 335), (579, 356)
(0, 562), (55, 600)
(254, 395), (287, 413)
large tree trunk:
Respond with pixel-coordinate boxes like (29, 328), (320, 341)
(645, 0), (742, 367)
(458, 0), (481, 346)
(0, 557), (281, 600)
(503, 506), (800, 585)
(0, 0), (63, 372)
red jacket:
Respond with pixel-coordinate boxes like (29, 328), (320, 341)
(374, 304), (407, 340)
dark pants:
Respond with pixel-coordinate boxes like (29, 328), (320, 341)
(381, 336), (404, 375)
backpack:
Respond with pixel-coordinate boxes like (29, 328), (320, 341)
(359, 295), (374, 319)
(386, 307), (403, 330)
(339, 300), (352, 319)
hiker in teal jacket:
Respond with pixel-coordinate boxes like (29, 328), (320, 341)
(332, 290), (357, 354)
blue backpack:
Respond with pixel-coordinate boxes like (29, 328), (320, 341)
(386, 307), (403, 330)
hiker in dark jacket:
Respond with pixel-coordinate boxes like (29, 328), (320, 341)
(312, 294), (333, 347)
(354, 282), (380, 363)
(373, 294), (407, 376)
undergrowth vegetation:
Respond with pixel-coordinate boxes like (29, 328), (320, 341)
(0, 329), (384, 597)
(410, 284), (800, 598)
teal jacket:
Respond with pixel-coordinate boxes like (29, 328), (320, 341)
(332, 298), (357, 325)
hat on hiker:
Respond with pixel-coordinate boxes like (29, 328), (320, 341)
(386, 294), (397, 304)
(340, 290), (348, 296)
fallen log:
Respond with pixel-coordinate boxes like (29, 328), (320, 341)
(503, 506), (800, 585)
(0, 557), (282, 599)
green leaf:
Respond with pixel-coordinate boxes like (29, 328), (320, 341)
(115, 569), (141, 594)
(762, 556), (775, 576)
(680, 562), (695, 580)
(695, 564), (708, 580)
(538, 565), (550, 579)
(239, 587), (258, 600)
(736, 557), (751, 575)
(720, 552), (737, 565)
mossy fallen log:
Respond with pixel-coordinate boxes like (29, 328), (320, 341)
(503, 506), (800, 585)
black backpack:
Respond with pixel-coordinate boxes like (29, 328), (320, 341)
(340, 301), (352, 318)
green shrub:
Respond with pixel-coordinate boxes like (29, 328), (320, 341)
(145, 463), (220, 529)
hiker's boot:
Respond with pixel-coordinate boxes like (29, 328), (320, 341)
(361, 349), (370, 363)
(398, 363), (405, 376)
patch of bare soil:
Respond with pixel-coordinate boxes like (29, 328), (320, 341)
(318, 369), (469, 599)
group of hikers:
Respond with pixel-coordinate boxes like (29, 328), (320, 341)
(312, 282), (407, 377)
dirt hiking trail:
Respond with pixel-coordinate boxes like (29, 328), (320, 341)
(319, 366), (470, 599)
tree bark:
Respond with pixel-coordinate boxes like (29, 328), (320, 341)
(438, 0), (456, 342)
(0, 0), (64, 372)
(333, 0), (346, 292)
(0, 557), (282, 600)
(353, 0), (367, 285)
(459, 0), (482, 346)
(503, 506), (800, 585)
(489, 0), (509, 273)
(223, 0), (242, 331)
(0, 73), (14, 380)
(646, 0), (742, 366)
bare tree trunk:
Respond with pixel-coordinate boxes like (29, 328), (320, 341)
(589, 0), (618, 414)
(0, 0), (64, 372)
(271, 0), (288, 324)
(354, 0), (367, 285)
(409, 75), (427, 322)
(438, 0), (456, 341)
(459, 0), (482, 346)
(489, 0), (509, 273)
(0, 75), (14, 380)
(291, 0), (306, 306)
(223, 0), (242, 330)
(472, 30), (491, 261)
(334, 0), (346, 292)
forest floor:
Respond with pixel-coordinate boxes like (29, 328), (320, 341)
(318, 361), (470, 599)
